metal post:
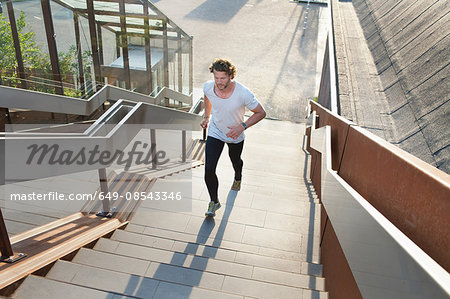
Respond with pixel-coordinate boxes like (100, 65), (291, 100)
(0, 138), (26, 262)
(189, 37), (193, 96)
(115, 32), (121, 60)
(86, 0), (101, 84)
(143, 1), (152, 95)
(119, 0), (131, 90)
(150, 129), (157, 169)
(96, 168), (112, 217)
(177, 32), (183, 94)
(73, 12), (85, 94)
(97, 23), (104, 66)
(41, 0), (63, 95)
(181, 130), (186, 162)
(162, 20), (169, 106)
(5, 109), (12, 125)
(0, 210), (26, 263)
(0, 210), (12, 258)
(6, 0), (27, 90)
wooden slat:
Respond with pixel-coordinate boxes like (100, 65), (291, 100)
(0, 215), (125, 290)
(9, 213), (84, 244)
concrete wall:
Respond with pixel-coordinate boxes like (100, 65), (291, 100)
(352, 0), (449, 173)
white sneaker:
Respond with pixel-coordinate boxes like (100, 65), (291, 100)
(205, 201), (221, 217)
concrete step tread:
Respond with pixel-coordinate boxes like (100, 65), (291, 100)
(69, 248), (327, 298)
(138, 195), (322, 223)
(125, 219), (320, 264)
(110, 229), (323, 276)
(72, 247), (326, 293)
(12, 275), (134, 299)
(132, 202), (321, 238)
(95, 237), (323, 283)
(2, 208), (61, 227)
(46, 260), (243, 299)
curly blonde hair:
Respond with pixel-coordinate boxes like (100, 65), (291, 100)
(209, 59), (237, 79)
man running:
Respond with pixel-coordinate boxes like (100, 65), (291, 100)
(201, 58), (266, 217)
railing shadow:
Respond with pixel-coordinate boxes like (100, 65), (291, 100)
(301, 133), (320, 265)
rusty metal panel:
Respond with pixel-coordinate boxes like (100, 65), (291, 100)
(306, 121), (322, 200)
(311, 101), (353, 172)
(339, 125), (450, 271)
(310, 150), (322, 200)
(320, 204), (327, 244)
(321, 216), (363, 299)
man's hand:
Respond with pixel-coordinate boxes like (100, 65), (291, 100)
(226, 124), (245, 139)
(200, 118), (209, 129)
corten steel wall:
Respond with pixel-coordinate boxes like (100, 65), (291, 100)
(320, 204), (362, 299)
(339, 125), (450, 271)
(306, 101), (362, 298)
(307, 101), (450, 298)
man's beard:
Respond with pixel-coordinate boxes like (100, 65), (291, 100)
(217, 81), (229, 90)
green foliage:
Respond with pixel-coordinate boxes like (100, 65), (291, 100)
(0, 11), (38, 75)
(0, 11), (92, 97)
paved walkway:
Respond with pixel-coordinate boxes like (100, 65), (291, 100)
(12, 119), (327, 298)
(155, 0), (328, 122)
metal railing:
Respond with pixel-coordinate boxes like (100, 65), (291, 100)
(0, 96), (203, 263)
(305, 101), (450, 298)
(316, 0), (338, 113)
(0, 83), (193, 117)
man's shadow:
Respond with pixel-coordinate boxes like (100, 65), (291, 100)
(196, 189), (238, 247)
(145, 189), (239, 296)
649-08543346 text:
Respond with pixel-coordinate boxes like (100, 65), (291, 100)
(9, 191), (183, 201)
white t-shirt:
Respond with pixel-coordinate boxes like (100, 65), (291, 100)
(203, 80), (259, 143)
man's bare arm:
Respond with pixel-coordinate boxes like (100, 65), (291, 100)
(244, 104), (266, 129)
(201, 95), (212, 129)
(226, 104), (266, 139)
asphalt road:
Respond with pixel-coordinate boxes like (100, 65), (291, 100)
(8, 0), (328, 122)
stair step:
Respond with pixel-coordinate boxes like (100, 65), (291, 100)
(4, 220), (37, 236)
(12, 275), (132, 299)
(70, 248), (326, 298)
(130, 209), (306, 250)
(125, 223), (319, 263)
(93, 238), (254, 279)
(110, 229), (323, 276)
(92, 238), (325, 290)
(137, 196), (321, 229)
(46, 260), (242, 299)
(0, 198), (69, 219)
(126, 210), (321, 262)
(188, 167), (319, 202)
(2, 208), (61, 227)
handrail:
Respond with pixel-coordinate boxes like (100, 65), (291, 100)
(316, 0), (338, 113)
(326, 0), (338, 113)
(3, 100), (201, 182)
(0, 84), (192, 116)
(306, 101), (450, 298)
(1, 97), (203, 263)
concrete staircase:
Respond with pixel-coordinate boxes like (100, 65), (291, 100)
(11, 120), (328, 299)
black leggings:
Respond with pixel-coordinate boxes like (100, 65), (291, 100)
(205, 136), (244, 203)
